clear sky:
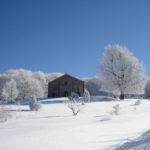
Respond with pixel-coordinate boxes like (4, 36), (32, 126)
(0, 0), (150, 78)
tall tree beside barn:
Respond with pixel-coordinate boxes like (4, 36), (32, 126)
(97, 44), (146, 100)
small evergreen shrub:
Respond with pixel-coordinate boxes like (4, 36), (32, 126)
(83, 90), (90, 103)
(29, 96), (42, 111)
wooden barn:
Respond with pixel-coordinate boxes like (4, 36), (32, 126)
(48, 74), (84, 97)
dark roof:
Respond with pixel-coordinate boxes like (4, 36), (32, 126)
(48, 74), (84, 84)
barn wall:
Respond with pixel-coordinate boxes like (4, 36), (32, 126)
(48, 74), (84, 98)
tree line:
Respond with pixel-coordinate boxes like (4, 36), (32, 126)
(0, 44), (150, 101)
(0, 69), (63, 101)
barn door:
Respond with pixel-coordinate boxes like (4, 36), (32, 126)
(77, 92), (80, 96)
(64, 91), (68, 97)
(52, 93), (55, 97)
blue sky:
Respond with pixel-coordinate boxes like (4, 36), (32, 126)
(0, 0), (150, 78)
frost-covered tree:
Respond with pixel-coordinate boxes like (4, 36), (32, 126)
(82, 77), (107, 96)
(97, 44), (147, 99)
(0, 69), (64, 100)
(83, 90), (90, 102)
(2, 79), (18, 102)
(16, 70), (44, 100)
(33, 71), (47, 97)
(17, 76), (44, 100)
(1, 85), (9, 102)
(45, 73), (63, 83)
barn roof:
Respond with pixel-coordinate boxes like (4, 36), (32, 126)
(48, 73), (84, 84)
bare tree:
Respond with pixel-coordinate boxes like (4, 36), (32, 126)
(64, 93), (84, 116)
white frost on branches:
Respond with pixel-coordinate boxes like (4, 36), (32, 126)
(2, 79), (18, 102)
(0, 69), (63, 100)
(97, 44), (147, 99)
(64, 92), (83, 116)
(82, 77), (104, 96)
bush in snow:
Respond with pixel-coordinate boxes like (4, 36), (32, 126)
(28, 96), (42, 111)
(83, 90), (90, 103)
(0, 103), (12, 123)
(135, 99), (142, 105)
(64, 93), (84, 116)
(101, 115), (112, 121)
(68, 92), (79, 101)
(108, 104), (121, 115)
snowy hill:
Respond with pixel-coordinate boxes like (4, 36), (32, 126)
(0, 97), (150, 150)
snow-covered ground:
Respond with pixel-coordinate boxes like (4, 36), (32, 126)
(0, 97), (150, 150)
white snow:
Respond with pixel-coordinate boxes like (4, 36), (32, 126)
(0, 97), (150, 150)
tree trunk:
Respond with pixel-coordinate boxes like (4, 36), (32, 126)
(120, 94), (124, 100)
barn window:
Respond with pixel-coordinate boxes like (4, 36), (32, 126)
(65, 81), (67, 85)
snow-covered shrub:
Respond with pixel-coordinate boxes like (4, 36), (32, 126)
(64, 94), (84, 116)
(101, 115), (112, 121)
(135, 99), (142, 105)
(68, 92), (79, 101)
(0, 104), (12, 123)
(28, 96), (42, 111)
(109, 104), (121, 115)
(83, 90), (90, 102)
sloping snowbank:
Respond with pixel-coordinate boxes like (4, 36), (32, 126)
(0, 97), (150, 150)
(113, 129), (150, 150)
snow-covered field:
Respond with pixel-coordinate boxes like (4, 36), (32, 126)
(0, 97), (150, 150)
